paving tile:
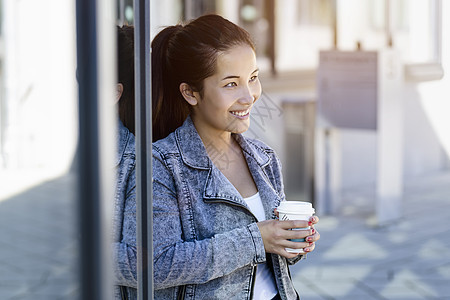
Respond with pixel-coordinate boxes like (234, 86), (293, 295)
(298, 296), (328, 300)
(294, 275), (383, 300)
(415, 280), (450, 297)
(28, 282), (79, 297)
(321, 233), (389, 260)
(0, 285), (29, 300)
(0, 173), (78, 300)
(435, 263), (450, 279)
(293, 277), (332, 300)
(314, 280), (379, 299)
(10, 293), (74, 300)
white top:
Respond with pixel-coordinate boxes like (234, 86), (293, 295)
(243, 192), (278, 300)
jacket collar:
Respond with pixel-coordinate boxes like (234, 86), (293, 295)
(175, 115), (271, 170)
(116, 119), (130, 166)
(176, 116), (281, 213)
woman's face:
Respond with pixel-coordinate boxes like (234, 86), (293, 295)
(190, 44), (262, 136)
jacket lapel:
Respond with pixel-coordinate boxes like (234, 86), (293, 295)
(236, 135), (283, 220)
(203, 166), (246, 207)
(175, 116), (282, 215)
(175, 116), (245, 207)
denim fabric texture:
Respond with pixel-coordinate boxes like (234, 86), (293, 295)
(113, 120), (137, 300)
(153, 116), (301, 300)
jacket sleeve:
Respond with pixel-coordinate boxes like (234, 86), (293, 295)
(152, 150), (267, 290)
(114, 167), (138, 288)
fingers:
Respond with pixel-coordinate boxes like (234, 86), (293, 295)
(303, 230), (320, 253)
(276, 226), (319, 255)
(285, 228), (314, 240)
(283, 239), (310, 249)
(278, 219), (310, 230)
(258, 217), (320, 258)
(284, 224), (320, 255)
(277, 216), (319, 229)
(303, 242), (316, 253)
(310, 229), (320, 242)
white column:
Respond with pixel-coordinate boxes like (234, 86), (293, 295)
(376, 49), (403, 225)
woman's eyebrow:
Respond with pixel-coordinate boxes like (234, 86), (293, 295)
(221, 69), (259, 81)
(221, 75), (240, 80)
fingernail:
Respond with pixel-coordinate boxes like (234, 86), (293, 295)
(309, 242), (314, 246)
(308, 221), (313, 226)
(306, 237), (312, 242)
(304, 248), (311, 252)
(310, 216), (316, 222)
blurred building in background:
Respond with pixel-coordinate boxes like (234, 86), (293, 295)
(0, 0), (449, 298)
(1, 0), (449, 210)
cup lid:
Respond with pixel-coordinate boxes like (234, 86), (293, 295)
(277, 201), (315, 214)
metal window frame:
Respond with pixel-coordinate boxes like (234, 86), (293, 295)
(76, 0), (154, 298)
(134, 0), (153, 299)
(75, 0), (116, 299)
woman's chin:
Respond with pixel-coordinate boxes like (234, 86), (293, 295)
(231, 123), (250, 134)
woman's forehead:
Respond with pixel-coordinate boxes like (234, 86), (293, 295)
(214, 45), (257, 76)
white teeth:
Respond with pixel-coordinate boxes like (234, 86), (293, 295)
(230, 109), (250, 117)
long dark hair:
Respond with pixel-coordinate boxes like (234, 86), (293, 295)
(151, 14), (255, 142)
(117, 25), (135, 134)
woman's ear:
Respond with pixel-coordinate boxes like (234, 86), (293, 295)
(116, 83), (124, 104)
(179, 83), (198, 106)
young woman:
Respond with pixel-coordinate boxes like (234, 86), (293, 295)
(152, 15), (320, 300)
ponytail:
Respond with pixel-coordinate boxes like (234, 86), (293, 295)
(152, 25), (190, 142)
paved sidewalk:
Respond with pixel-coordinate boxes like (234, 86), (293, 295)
(291, 171), (450, 300)
(0, 172), (79, 300)
(1, 170), (449, 299)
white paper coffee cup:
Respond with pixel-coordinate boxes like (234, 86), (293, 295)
(277, 201), (315, 254)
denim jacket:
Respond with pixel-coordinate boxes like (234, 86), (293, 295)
(153, 116), (301, 300)
(113, 120), (138, 300)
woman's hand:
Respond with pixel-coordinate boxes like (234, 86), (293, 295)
(303, 216), (320, 254)
(257, 215), (320, 259)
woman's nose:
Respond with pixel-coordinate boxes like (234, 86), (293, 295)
(238, 95), (254, 105)
(239, 87), (256, 105)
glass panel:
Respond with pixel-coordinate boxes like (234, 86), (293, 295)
(0, 0), (79, 298)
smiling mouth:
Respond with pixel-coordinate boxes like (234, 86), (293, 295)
(230, 108), (250, 117)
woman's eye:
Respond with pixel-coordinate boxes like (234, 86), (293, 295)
(250, 75), (258, 82)
(225, 82), (237, 87)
